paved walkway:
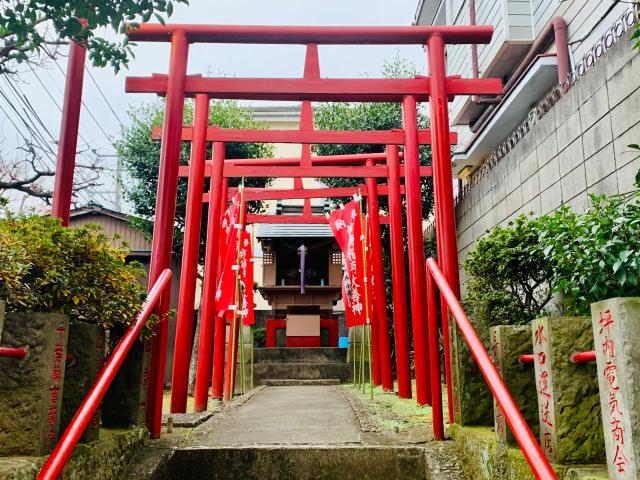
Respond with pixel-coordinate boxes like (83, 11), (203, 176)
(194, 386), (361, 446)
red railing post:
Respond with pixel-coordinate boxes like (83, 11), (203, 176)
(210, 175), (229, 402)
(38, 270), (172, 480)
(170, 94), (210, 413)
(365, 158), (394, 392)
(194, 141), (226, 411)
(426, 258), (556, 480)
(426, 271), (444, 439)
(570, 351), (596, 364)
(0, 347), (28, 359)
(519, 354), (535, 364)
(51, 39), (86, 226)
(386, 144), (412, 399)
(402, 95), (431, 406)
(145, 30), (189, 439)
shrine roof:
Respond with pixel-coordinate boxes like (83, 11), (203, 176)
(255, 224), (333, 238)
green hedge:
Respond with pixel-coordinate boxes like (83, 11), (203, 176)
(465, 187), (640, 323)
(0, 214), (153, 335)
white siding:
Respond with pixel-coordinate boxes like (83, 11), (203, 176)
(532, 0), (558, 35)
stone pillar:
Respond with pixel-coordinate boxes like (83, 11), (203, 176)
(531, 316), (605, 464)
(489, 325), (538, 445)
(60, 323), (105, 443)
(591, 297), (640, 479)
(102, 339), (150, 427)
(448, 301), (492, 425)
(0, 312), (69, 456)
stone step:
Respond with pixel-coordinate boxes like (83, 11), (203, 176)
(253, 347), (347, 364)
(261, 379), (341, 386)
(253, 362), (352, 384)
(156, 445), (429, 480)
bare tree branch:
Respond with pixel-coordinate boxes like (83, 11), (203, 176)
(0, 141), (103, 206)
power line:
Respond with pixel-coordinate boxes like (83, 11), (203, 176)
(26, 63), (95, 148)
(52, 58), (115, 145)
(85, 66), (124, 127)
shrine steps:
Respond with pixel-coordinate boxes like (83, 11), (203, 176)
(261, 378), (341, 386)
(253, 347), (347, 363)
(252, 347), (352, 385)
(155, 445), (428, 480)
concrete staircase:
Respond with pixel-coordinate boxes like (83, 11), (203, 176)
(252, 347), (352, 386)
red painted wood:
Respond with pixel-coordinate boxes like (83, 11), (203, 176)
(181, 164), (431, 179)
(126, 75), (502, 102)
(286, 336), (321, 348)
(386, 145), (412, 399)
(127, 23), (495, 45)
(194, 142), (226, 409)
(213, 185), (405, 202)
(245, 214), (390, 225)
(266, 319), (286, 348)
(51, 40), (86, 226)
(366, 158), (393, 391)
(171, 94), (209, 413)
(402, 95), (431, 407)
(265, 319), (338, 348)
(145, 31), (189, 439)
(153, 126), (456, 145)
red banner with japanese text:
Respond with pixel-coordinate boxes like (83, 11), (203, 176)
(215, 193), (244, 318)
(239, 228), (255, 326)
(328, 200), (369, 327)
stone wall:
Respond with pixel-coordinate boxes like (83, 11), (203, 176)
(455, 28), (640, 288)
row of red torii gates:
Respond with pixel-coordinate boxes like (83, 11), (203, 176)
(49, 24), (503, 441)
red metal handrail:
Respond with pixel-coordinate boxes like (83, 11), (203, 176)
(518, 354), (535, 364)
(425, 258), (556, 480)
(570, 350), (596, 364)
(0, 347), (28, 359)
(38, 268), (172, 480)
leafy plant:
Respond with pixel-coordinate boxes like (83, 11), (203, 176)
(537, 192), (640, 315)
(253, 327), (266, 348)
(0, 1), (188, 73)
(464, 215), (554, 326)
(117, 99), (274, 262)
(0, 214), (154, 335)
(313, 55), (433, 216)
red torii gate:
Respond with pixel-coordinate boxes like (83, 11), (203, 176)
(165, 121), (452, 408)
(172, 146), (430, 410)
(51, 23), (503, 440)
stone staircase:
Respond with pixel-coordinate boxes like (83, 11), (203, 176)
(252, 347), (352, 386)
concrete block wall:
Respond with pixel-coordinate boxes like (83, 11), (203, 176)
(456, 28), (640, 290)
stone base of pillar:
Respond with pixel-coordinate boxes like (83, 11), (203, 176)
(0, 312), (69, 456)
(489, 325), (538, 445)
(531, 316), (605, 464)
(591, 297), (640, 479)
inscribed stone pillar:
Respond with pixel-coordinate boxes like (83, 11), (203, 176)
(591, 297), (640, 479)
(489, 325), (539, 445)
(0, 312), (69, 456)
(60, 323), (105, 443)
(448, 301), (493, 426)
(531, 316), (605, 464)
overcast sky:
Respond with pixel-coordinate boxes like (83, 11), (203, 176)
(1, 0), (427, 211)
